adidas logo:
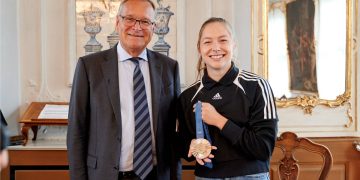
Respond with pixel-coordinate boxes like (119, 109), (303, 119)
(212, 93), (222, 100)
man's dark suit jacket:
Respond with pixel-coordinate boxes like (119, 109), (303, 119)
(67, 45), (181, 180)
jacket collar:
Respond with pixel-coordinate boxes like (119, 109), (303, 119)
(202, 62), (239, 90)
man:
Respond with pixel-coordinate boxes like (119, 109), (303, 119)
(67, 0), (181, 179)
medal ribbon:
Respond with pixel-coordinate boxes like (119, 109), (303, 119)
(195, 101), (213, 168)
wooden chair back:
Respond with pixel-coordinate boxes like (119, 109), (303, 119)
(275, 131), (333, 180)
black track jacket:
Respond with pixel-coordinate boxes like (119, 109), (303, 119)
(177, 64), (278, 178)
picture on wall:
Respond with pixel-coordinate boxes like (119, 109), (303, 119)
(286, 0), (318, 95)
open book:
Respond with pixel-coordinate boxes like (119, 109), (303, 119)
(38, 104), (69, 119)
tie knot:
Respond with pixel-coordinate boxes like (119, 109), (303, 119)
(129, 57), (141, 66)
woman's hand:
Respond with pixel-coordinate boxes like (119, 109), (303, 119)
(194, 102), (228, 130)
(188, 139), (217, 165)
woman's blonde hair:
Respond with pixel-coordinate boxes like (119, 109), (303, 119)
(195, 17), (237, 80)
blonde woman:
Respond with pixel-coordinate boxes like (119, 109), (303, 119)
(177, 17), (278, 180)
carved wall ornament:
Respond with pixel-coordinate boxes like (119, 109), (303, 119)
(81, 4), (105, 54)
(276, 90), (351, 114)
(344, 102), (353, 128)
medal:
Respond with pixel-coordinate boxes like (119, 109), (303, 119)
(193, 101), (213, 168)
(190, 138), (212, 159)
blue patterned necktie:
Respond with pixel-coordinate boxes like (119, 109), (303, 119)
(129, 57), (153, 179)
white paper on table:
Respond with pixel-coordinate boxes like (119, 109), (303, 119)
(38, 104), (69, 119)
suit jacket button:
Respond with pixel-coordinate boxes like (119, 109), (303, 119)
(114, 166), (119, 170)
(117, 137), (121, 141)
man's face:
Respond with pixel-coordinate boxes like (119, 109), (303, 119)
(116, 0), (155, 56)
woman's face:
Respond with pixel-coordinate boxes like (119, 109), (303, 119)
(198, 22), (235, 74)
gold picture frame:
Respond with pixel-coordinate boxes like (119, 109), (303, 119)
(255, 0), (357, 114)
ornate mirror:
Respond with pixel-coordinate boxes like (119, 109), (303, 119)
(258, 0), (356, 113)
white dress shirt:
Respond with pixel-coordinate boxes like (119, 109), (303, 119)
(117, 44), (156, 171)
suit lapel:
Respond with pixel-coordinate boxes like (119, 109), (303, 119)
(101, 46), (122, 126)
(148, 50), (162, 135)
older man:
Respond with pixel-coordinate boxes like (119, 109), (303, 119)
(67, 0), (181, 179)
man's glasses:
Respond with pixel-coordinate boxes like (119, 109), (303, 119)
(119, 15), (154, 29)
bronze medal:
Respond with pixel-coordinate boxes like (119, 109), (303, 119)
(190, 138), (211, 159)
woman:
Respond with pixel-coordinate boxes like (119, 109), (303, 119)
(177, 17), (278, 179)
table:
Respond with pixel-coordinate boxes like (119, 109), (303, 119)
(20, 102), (68, 145)
(0, 139), (69, 180)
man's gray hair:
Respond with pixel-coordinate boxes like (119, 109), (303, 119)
(117, 0), (156, 16)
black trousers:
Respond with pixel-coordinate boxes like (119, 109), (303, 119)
(118, 168), (157, 180)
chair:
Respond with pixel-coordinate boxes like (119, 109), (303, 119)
(275, 132), (333, 180)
